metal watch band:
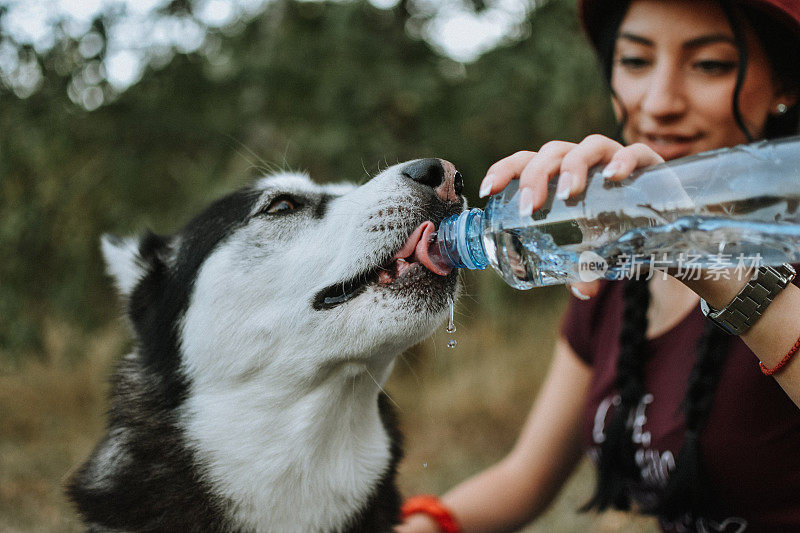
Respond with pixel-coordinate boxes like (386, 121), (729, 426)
(700, 263), (796, 335)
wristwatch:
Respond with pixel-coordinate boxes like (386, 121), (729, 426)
(700, 263), (796, 335)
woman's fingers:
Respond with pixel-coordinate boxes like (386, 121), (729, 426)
(480, 135), (666, 217)
(479, 151), (537, 198)
(600, 142), (666, 180)
(555, 135), (625, 205)
(518, 141), (576, 214)
(569, 281), (602, 300)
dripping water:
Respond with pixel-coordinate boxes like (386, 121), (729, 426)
(446, 298), (457, 348)
(446, 298), (456, 334)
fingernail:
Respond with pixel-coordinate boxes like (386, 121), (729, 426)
(555, 172), (573, 200)
(570, 285), (591, 300)
(518, 188), (535, 217)
(601, 162), (620, 178)
(479, 175), (494, 198)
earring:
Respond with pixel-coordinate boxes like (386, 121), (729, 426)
(777, 103), (789, 114)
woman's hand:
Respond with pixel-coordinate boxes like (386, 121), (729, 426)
(479, 135), (665, 298)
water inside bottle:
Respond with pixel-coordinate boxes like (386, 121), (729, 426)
(490, 203), (800, 289)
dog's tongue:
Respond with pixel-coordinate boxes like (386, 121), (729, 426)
(393, 222), (452, 276)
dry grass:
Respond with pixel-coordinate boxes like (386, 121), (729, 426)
(0, 321), (123, 532)
(0, 274), (657, 531)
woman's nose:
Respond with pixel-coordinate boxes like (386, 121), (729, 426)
(640, 64), (688, 119)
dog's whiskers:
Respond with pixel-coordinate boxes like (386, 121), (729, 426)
(225, 135), (285, 176)
(397, 353), (422, 387)
(364, 367), (400, 409)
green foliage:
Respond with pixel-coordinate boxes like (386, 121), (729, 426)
(0, 0), (614, 358)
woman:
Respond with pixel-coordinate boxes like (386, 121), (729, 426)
(398, 0), (800, 531)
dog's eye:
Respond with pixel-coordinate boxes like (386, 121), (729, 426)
(260, 196), (300, 216)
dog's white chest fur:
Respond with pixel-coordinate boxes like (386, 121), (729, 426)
(182, 369), (391, 532)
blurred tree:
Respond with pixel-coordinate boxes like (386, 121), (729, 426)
(0, 0), (613, 358)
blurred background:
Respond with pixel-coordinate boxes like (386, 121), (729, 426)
(0, 0), (657, 530)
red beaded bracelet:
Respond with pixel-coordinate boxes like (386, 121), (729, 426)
(401, 495), (461, 533)
(760, 333), (800, 376)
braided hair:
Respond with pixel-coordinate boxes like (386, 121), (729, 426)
(583, 278), (730, 519)
(582, 0), (800, 520)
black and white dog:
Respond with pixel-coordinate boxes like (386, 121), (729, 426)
(68, 159), (464, 532)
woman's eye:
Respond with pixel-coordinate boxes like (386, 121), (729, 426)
(618, 56), (651, 70)
(694, 60), (737, 75)
(262, 197), (299, 215)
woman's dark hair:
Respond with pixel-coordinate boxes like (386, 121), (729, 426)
(740, 3), (800, 138)
(582, 0), (799, 520)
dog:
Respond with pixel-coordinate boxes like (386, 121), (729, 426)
(67, 158), (464, 532)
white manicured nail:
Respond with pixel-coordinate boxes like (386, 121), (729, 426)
(602, 162), (620, 178)
(555, 172), (574, 200)
(479, 175), (494, 198)
(570, 285), (591, 300)
(518, 188), (535, 217)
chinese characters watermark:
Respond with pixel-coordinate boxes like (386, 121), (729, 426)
(578, 251), (764, 282)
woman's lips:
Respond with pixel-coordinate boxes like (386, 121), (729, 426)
(640, 132), (704, 160)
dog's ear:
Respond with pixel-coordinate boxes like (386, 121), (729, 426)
(100, 232), (172, 298)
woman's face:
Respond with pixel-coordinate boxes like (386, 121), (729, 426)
(611, 0), (791, 160)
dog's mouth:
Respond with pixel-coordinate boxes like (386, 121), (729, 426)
(312, 221), (453, 311)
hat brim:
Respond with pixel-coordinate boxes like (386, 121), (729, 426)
(578, 0), (800, 51)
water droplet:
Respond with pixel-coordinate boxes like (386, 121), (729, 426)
(447, 339), (457, 348)
(446, 298), (456, 333)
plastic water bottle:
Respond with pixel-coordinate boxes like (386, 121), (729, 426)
(430, 136), (800, 289)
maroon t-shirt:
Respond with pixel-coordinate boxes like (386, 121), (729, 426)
(561, 279), (800, 532)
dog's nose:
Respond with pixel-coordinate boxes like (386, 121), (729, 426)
(402, 158), (463, 203)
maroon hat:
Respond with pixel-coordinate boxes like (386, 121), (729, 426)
(579, 0), (800, 51)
